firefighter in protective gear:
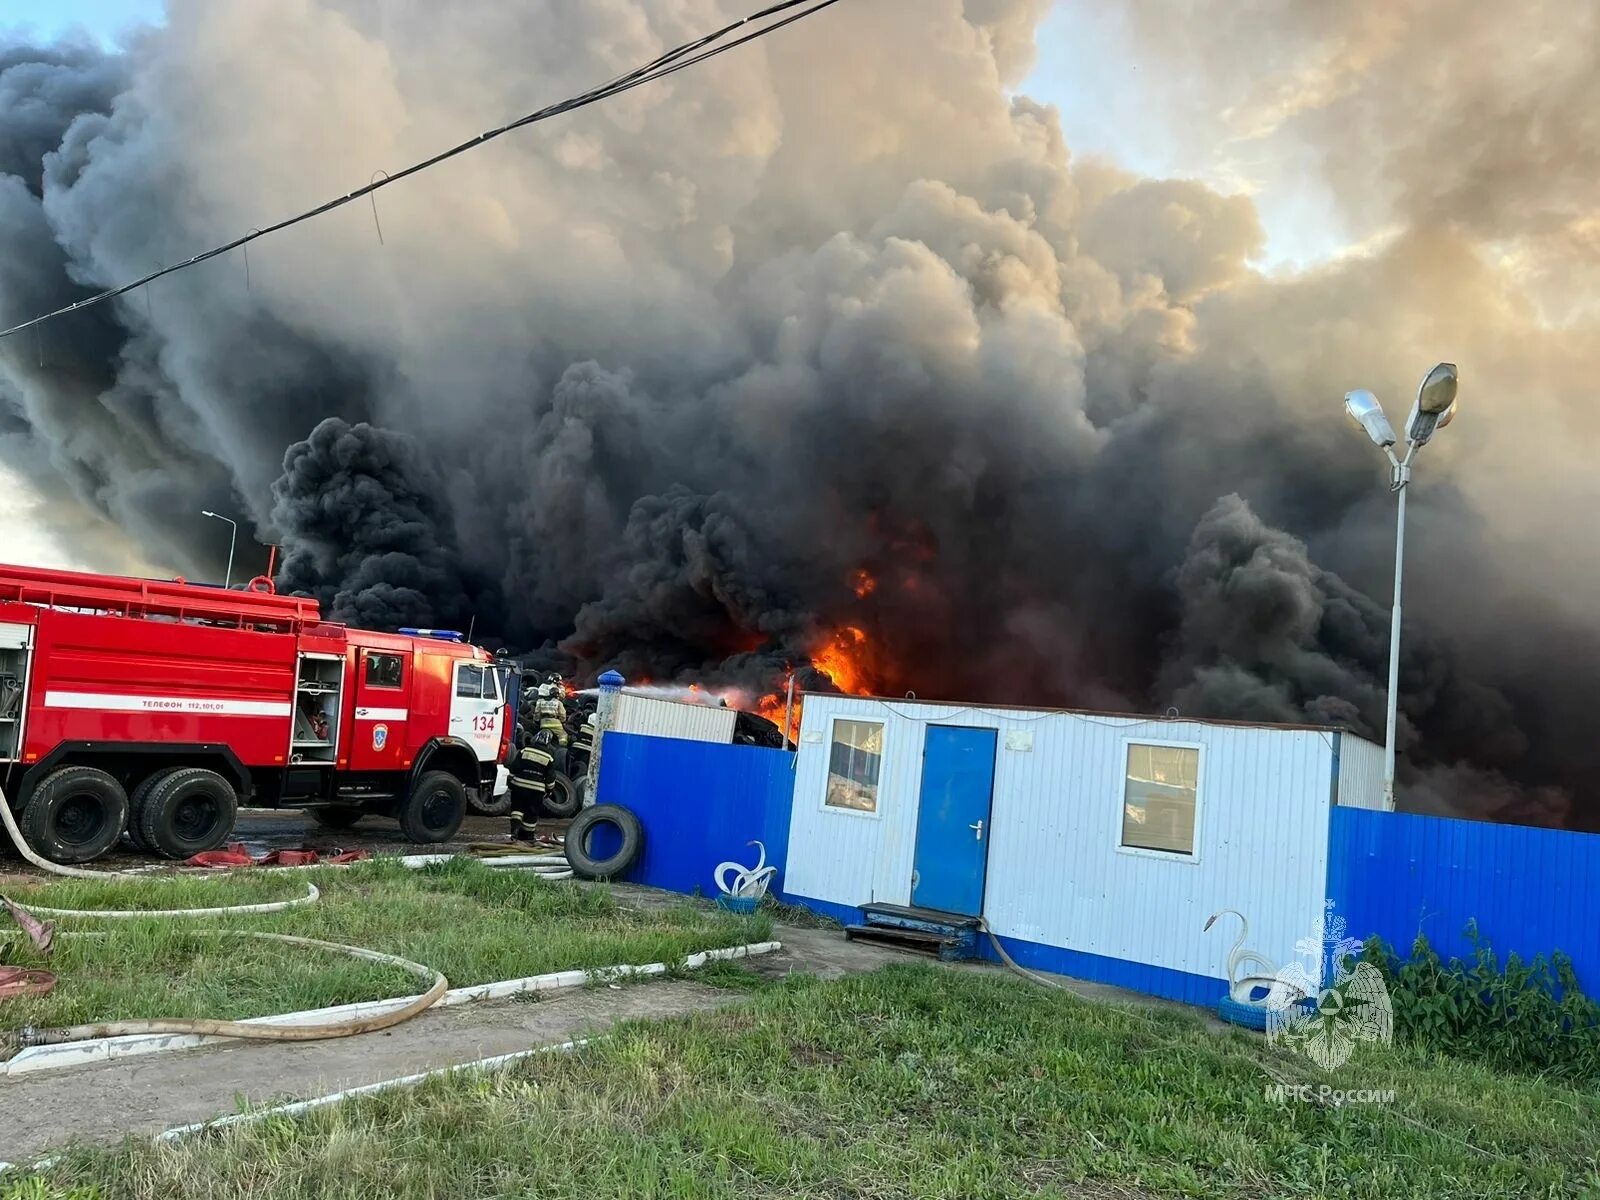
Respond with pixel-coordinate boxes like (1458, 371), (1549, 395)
(533, 676), (569, 746)
(507, 742), (555, 842)
(570, 711), (597, 763)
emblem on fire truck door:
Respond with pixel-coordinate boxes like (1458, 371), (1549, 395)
(373, 724), (388, 751)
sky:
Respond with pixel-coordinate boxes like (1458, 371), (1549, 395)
(1021, 3), (1354, 270)
(6, 2), (1342, 260)
(1, 4), (160, 566)
(1, 1), (163, 567)
(1, 0), (162, 47)
(0, 0), (1361, 573)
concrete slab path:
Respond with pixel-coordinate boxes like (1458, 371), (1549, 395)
(1, 923), (912, 1160)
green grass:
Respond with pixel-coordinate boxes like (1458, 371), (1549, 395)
(17, 965), (1600, 1198)
(686, 960), (771, 992)
(10, 871), (317, 912)
(0, 858), (771, 1030)
(756, 895), (841, 929)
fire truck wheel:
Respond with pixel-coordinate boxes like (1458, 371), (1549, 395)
(540, 770), (582, 819)
(138, 767), (239, 859)
(21, 766), (129, 864)
(399, 771), (467, 843)
(123, 768), (175, 852)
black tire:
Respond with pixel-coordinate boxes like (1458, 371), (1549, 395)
(124, 768), (176, 852)
(397, 770), (466, 843)
(467, 779), (515, 817)
(541, 770), (582, 819)
(563, 803), (643, 880)
(312, 807), (365, 830)
(20, 765), (129, 864)
(138, 767), (239, 859)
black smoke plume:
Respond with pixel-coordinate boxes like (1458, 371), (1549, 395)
(1, 2), (1597, 829)
(271, 418), (472, 631)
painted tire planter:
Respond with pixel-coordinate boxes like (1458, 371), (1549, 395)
(1216, 995), (1273, 1031)
(1216, 993), (1317, 1032)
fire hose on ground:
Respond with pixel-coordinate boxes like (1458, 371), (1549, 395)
(0, 782), (449, 1056)
(4, 931), (446, 1059)
(978, 918), (1078, 994)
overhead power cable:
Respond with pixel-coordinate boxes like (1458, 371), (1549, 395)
(0, 0), (844, 343)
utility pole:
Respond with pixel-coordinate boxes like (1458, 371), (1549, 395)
(200, 510), (238, 588)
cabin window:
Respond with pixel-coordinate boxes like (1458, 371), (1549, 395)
(479, 669), (500, 701)
(365, 653), (404, 689)
(825, 718), (884, 814)
(456, 664), (485, 698)
(1121, 742), (1200, 856)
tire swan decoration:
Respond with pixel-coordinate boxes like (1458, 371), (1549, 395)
(715, 840), (777, 900)
(1203, 909), (1282, 1004)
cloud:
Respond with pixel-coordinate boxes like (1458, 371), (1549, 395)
(1, 0), (1597, 828)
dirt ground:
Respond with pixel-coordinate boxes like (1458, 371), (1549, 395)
(1, 807), (554, 888)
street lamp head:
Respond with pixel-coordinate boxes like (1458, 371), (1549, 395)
(1405, 362), (1460, 448)
(201, 509), (217, 518)
(1343, 388), (1398, 448)
(1416, 362), (1458, 415)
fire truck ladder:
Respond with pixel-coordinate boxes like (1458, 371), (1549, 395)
(0, 563), (323, 632)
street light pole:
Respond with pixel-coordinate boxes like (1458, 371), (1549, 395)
(200, 510), (238, 588)
(1342, 365), (1457, 811)
(1382, 448), (1412, 809)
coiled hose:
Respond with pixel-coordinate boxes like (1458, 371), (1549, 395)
(1, 782), (448, 1056)
(457, 844), (574, 880)
(5, 930), (445, 1058)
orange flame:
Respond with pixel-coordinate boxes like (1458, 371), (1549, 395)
(735, 626), (875, 744)
(812, 624), (872, 695)
(851, 568), (877, 599)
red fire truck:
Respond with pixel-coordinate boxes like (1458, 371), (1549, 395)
(0, 563), (515, 864)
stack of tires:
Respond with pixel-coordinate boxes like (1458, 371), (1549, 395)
(507, 742), (581, 823)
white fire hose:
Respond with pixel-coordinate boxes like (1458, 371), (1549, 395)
(0, 782), (450, 1056)
(3, 930), (446, 1059)
(0, 782), (317, 915)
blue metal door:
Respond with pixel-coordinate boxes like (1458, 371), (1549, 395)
(911, 726), (998, 916)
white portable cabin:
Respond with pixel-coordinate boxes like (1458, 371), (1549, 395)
(784, 693), (1386, 1003)
(610, 689), (738, 744)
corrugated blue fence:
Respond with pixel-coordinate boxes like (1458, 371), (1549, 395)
(1329, 807), (1600, 987)
(594, 732), (796, 897)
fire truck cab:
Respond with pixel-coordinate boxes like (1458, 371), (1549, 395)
(0, 563), (514, 864)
